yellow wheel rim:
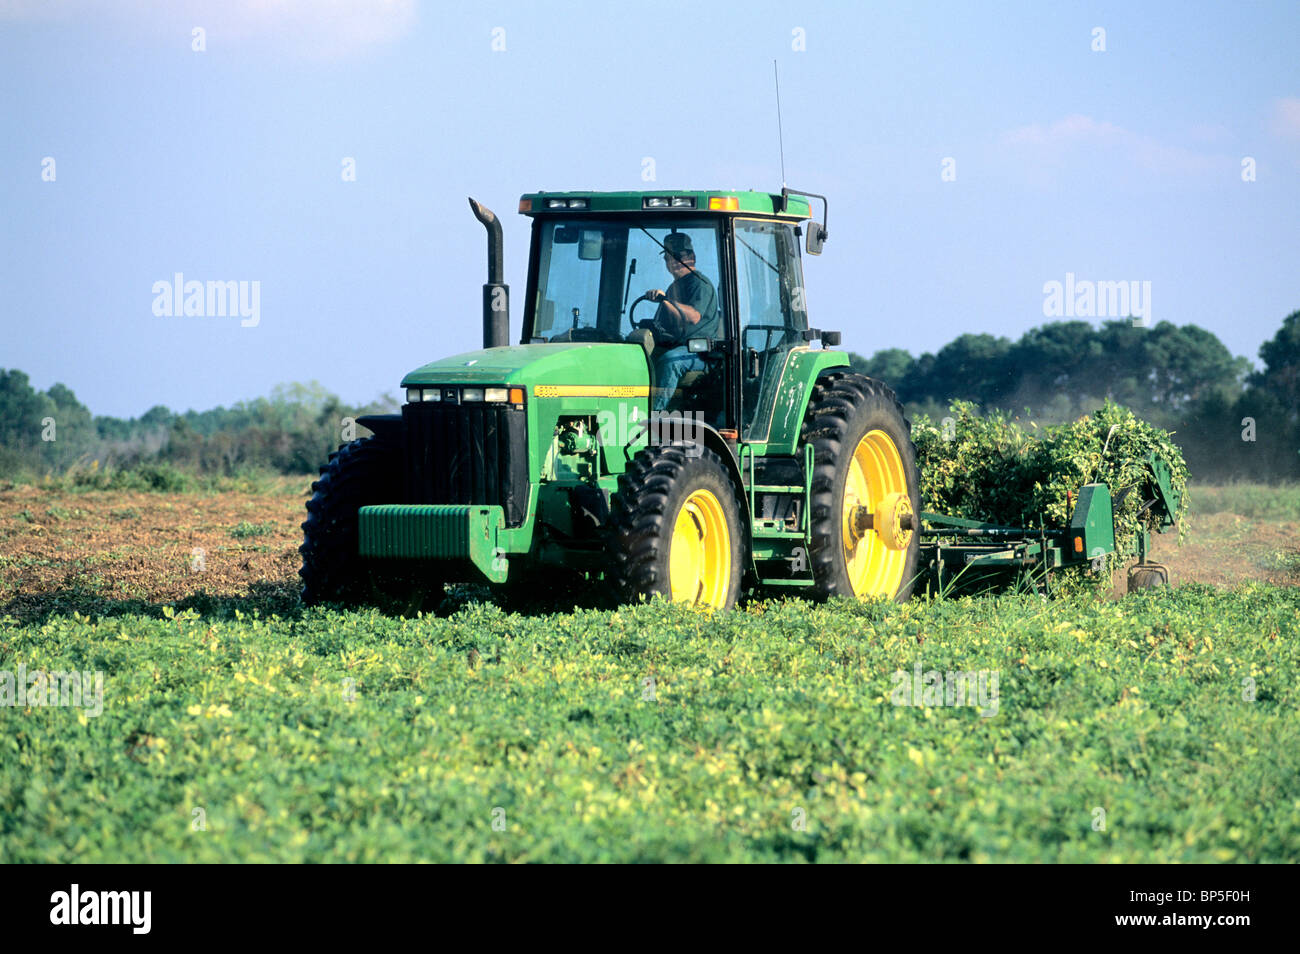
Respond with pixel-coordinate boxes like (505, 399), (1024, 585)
(841, 429), (910, 598)
(668, 489), (731, 608)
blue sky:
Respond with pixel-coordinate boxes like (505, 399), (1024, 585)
(2, 0), (1297, 418)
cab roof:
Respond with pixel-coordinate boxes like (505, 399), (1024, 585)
(518, 190), (812, 219)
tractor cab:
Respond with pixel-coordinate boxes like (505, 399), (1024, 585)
(518, 190), (832, 441)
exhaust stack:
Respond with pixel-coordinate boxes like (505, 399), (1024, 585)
(468, 197), (510, 348)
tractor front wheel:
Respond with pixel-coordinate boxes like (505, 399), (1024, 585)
(610, 443), (743, 610)
(300, 432), (439, 610)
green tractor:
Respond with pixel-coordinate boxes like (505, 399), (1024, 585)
(300, 188), (922, 611)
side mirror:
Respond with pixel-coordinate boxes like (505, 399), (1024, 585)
(805, 222), (827, 256)
(802, 328), (841, 347)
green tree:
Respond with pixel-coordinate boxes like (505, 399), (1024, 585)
(0, 370), (50, 454)
(847, 348), (914, 387)
(1252, 309), (1300, 422)
(1092, 320), (1151, 411)
(1142, 322), (1250, 412)
(925, 333), (1018, 405)
(1007, 321), (1103, 419)
(44, 382), (96, 466)
(1238, 309), (1300, 478)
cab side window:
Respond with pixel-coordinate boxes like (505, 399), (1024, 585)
(735, 221), (808, 440)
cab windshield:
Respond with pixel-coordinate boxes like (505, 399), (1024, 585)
(528, 217), (722, 343)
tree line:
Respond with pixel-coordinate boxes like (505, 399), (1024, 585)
(848, 310), (1300, 481)
(2, 309), (1296, 483)
(0, 375), (396, 481)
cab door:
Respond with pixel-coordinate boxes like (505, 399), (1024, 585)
(733, 219), (809, 442)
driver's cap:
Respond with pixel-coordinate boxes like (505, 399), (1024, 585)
(662, 233), (694, 257)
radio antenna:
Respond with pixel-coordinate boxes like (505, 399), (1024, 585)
(773, 59), (787, 188)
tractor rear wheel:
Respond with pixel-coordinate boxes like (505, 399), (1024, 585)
(801, 371), (921, 602)
(300, 432), (438, 609)
(610, 443), (743, 610)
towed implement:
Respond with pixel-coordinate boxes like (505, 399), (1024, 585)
(917, 451), (1180, 595)
(300, 188), (1177, 610)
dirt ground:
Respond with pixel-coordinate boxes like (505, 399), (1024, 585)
(1147, 511), (1300, 587)
(0, 484), (309, 622)
(0, 484), (1295, 623)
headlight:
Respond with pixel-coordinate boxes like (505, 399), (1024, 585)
(406, 386), (514, 403)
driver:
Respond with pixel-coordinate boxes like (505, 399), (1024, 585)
(646, 233), (718, 410)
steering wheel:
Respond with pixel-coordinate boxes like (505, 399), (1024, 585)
(629, 292), (660, 329)
(629, 292), (682, 345)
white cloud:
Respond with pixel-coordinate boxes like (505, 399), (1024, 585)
(1270, 97), (1300, 139)
(1186, 122), (1233, 145)
(1003, 113), (1125, 148)
(0, 0), (418, 59)
(1000, 113), (1221, 180)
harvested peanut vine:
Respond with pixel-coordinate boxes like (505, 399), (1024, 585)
(912, 400), (1189, 594)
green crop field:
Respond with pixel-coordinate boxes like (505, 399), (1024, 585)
(1190, 483), (1300, 522)
(2, 583), (1297, 863)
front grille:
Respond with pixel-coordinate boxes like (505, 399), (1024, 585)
(403, 402), (528, 527)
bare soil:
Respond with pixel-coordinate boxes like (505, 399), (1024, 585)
(1, 484), (1295, 623)
(1149, 512), (1300, 587)
(0, 484), (309, 622)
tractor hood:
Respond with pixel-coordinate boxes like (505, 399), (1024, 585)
(401, 342), (650, 389)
